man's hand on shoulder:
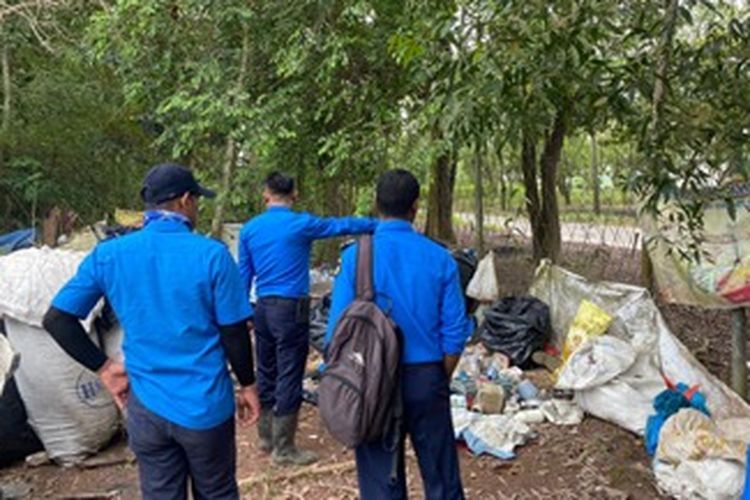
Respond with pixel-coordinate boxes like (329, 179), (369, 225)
(98, 359), (129, 410)
(236, 384), (261, 427)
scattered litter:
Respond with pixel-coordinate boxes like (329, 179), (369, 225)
(450, 394), (468, 409)
(472, 383), (505, 415)
(25, 451), (51, 468)
(458, 413), (535, 460)
(540, 399), (584, 426)
(516, 380), (539, 401)
(512, 409), (545, 425)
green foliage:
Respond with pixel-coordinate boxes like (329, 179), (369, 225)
(1, 0), (748, 252)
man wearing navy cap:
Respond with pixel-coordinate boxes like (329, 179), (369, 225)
(238, 171), (377, 465)
(43, 164), (260, 500)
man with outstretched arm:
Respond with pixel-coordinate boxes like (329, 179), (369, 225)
(238, 171), (377, 465)
(43, 163), (260, 500)
(325, 169), (473, 499)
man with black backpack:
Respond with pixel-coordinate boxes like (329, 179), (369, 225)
(323, 169), (473, 499)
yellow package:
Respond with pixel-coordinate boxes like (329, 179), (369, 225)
(560, 300), (613, 365)
(114, 208), (144, 228)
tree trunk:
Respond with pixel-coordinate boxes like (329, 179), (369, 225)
(520, 133), (544, 261)
(538, 110), (566, 263)
(473, 141), (485, 255)
(210, 25), (251, 237)
(425, 130), (457, 244)
(1, 39), (9, 178)
(210, 136), (237, 237)
(493, 141), (508, 212)
(646, 0), (679, 158)
(558, 150), (572, 206)
(591, 132), (600, 215)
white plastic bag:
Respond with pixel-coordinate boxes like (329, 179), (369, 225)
(556, 335), (636, 390)
(5, 318), (119, 464)
(0, 247), (100, 328)
(466, 253), (500, 302)
(540, 399), (584, 426)
(575, 380), (654, 435)
(654, 459), (745, 500)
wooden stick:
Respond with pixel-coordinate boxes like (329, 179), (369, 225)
(239, 461), (356, 490)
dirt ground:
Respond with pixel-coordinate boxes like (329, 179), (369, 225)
(1, 233), (744, 499)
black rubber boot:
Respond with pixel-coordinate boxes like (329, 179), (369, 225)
(258, 407), (273, 454)
(271, 412), (318, 466)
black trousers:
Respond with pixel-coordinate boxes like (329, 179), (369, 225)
(254, 296), (310, 416)
(126, 393), (238, 500)
(355, 363), (465, 500)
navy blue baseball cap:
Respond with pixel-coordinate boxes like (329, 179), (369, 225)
(140, 163), (216, 205)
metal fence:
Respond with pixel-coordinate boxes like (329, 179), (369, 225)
(454, 204), (748, 394)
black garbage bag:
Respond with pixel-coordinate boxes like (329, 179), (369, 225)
(451, 249), (479, 314)
(477, 296), (550, 367)
(309, 294), (331, 354)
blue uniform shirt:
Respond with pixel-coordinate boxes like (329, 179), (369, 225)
(52, 218), (252, 430)
(325, 220), (473, 364)
(238, 206), (377, 299)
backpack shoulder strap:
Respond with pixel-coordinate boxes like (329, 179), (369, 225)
(355, 235), (374, 301)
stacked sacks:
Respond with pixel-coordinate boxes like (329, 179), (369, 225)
(0, 247), (122, 465)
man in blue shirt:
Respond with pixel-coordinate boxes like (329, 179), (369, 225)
(326, 170), (473, 500)
(238, 171), (377, 465)
(43, 164), (260, 500)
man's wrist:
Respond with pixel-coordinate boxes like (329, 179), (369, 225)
(95, 357), (112, 375)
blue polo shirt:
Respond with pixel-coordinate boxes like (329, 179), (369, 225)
(325, 220), (473, 364)
(52, 219), (252, 430)
(238, 206), (377, 299)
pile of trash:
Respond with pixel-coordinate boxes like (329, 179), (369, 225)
(529, 261), (750, 500)
(446, 253), (583, 460)
(0, 247), (123, 466)
(449, 343), (583, 460)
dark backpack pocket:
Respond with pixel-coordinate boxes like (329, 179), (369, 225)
(319, 369), (365, 448)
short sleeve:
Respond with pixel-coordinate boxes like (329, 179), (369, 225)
(51, 250), (105, 319)
(212, 248), (254, 325)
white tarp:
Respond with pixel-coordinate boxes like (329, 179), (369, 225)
(529, 261), (750, 432)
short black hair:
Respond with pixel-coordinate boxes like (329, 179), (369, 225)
(264, 171), (295, 196)
(376, 169), (420, 218)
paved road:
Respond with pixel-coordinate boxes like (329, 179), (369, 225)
(456, 213), (642, 249)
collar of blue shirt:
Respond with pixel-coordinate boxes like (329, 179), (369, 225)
(375, 219), (414, 233)
(266, 205), (292, 213)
